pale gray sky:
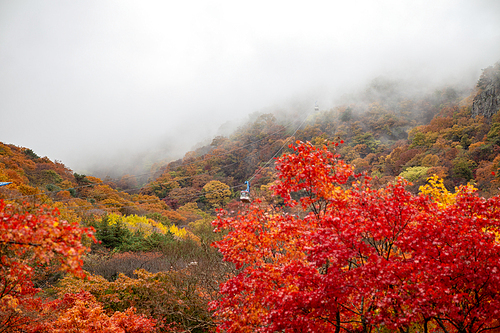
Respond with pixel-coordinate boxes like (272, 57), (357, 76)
(1, 0), (499, 173)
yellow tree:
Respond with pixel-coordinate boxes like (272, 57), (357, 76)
(202, 180), (231, 208)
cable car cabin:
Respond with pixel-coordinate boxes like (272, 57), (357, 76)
(240, 190), (251, 203)
(314, 105), (319, 112)
(240, 180), (251, 203)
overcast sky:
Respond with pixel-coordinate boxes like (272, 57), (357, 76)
(1, 0), (499, 175)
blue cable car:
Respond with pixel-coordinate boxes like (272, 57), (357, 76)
(240, 181), (251, 203)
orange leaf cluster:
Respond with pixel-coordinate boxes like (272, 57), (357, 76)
(30, 291), (156, 333)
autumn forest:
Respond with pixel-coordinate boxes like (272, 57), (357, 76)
(2, 62), (500, 332)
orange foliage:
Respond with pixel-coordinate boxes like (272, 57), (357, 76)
(30, 292), (156, 333)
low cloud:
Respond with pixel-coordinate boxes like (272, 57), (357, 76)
(0, 0), (499, 176)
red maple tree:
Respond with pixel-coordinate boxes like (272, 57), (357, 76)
(211, 141), (500, 333)
(0, 200), (95, 331)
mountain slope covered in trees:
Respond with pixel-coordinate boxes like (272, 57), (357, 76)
(1, 62), (500, 332)
(146, 63), (500, 208)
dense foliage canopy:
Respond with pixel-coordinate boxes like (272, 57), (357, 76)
(212, 141), (500, 333)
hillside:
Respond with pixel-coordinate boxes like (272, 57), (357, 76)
(0, 143), (188, 221)
(2, 64), (500, 224)
(143, 64), (500, 210)
(1, 62), (500, 332)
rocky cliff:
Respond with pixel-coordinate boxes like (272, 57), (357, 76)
(472, 62), (500, 118)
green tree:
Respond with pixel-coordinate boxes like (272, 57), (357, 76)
(486, 122), (500, 146)
(340, 107), (353, 122)
(399, 166), (430, 182)
(95, 215), (132, 249)
(453, 155), (477, 181)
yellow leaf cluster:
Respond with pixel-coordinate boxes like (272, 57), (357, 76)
(419, 175), (455, 207)
(169, 224), (200, 244)
(419, 174), (477, 208)
(100, 213), (200, 242)
(104, 213), (169, 237)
